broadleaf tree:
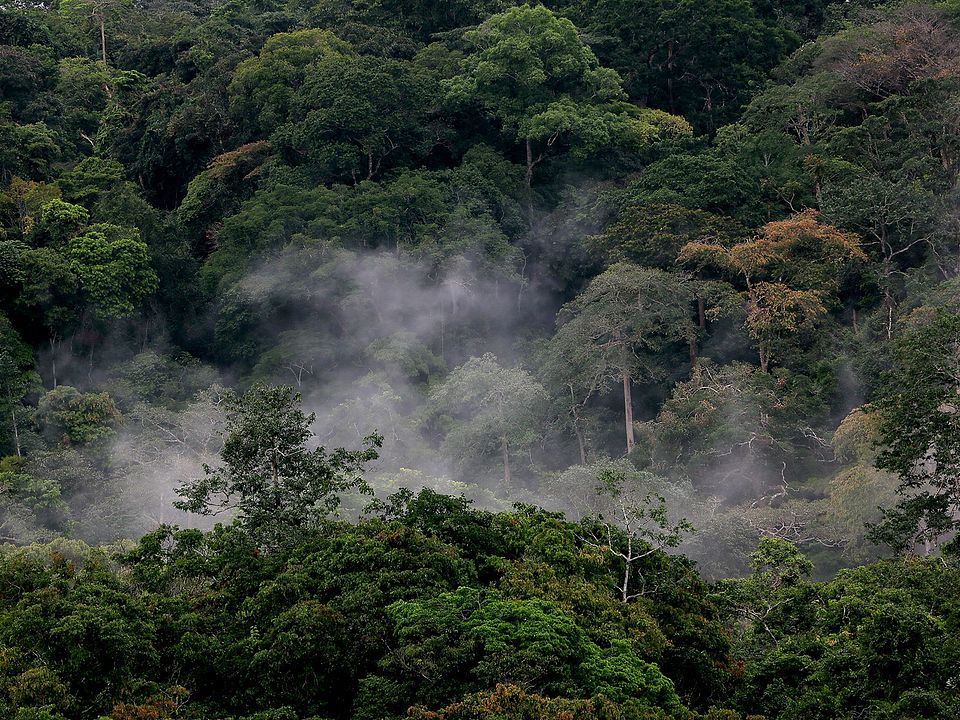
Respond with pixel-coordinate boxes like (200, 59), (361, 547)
(175, 383), (381, 545)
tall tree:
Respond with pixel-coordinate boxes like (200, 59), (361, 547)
(444, 4), (690, 190)
(427, 353), (546, 489)
(552, 264), (695, 454)
(679, 210), (863, 371)
(175, 383), (381, 545)
(868, 312), (960, 556)
(59, 0), (133, 64)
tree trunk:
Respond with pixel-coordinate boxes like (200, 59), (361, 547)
(758, 344), (770, 374)
(880, 245), (896, 340)
(98, 14), (107, 64)
(49, 334), (58, 388)
(271, 445), (281, 510)
(88, 341), (95, 385)
(696, 292), (706, 330)
(883, 285), (894, 341)
(688, 336), (699, 367)
(620, 535), (633, 603)
(622, 369), (635, 454)
(573, 420), (586, 465)
(525, 137), (534, 189)
(568, 385), (587, 465)
(501, 438), (511, 489)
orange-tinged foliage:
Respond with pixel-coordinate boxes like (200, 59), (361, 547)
(745, 282), (826, 337)
(407, 683), (671, 720)
(818, 3), (960, 98)
(678, 211), (853, 371)
(679, 210), (864, 291)
(111, 687), (189, 720)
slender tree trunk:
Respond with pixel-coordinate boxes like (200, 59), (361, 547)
(49, 334), (58, 388)
(883, 282), (895, 340)
(574, 423), (586, 465)
(620, 535), (633, 602)
(568, 385), (587, 465)
(524, 137), (537, 228)
(689, 336), (699, 367)
(758, 344), (769, 374)
(880, 244), (895, 340)
(622, 369), (635, 454)
(525, 137), (534, 189)
(98, 15), (107, 64)
(696, 292), (706, 330)
(11, 407), (20, 457)
(501, 438), (511, 489)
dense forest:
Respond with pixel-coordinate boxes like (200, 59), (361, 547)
(1, 0), (960, 716)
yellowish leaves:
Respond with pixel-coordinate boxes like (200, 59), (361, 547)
(744, 281), (826, 341)
(678, 210), (859, 371)
(0, 177), (61, 235)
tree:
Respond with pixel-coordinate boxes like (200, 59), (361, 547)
(579, 466), (693, 603)
(590, 202), (748, 347)
(679, 210), (863, 371)
(56, 157), (125, 205)
(816, 3), (960, 100)
(552, 264), (695, 453)
(639, 360), (832, 498)
(821, 173), (936, 339)
(0, 177), (60, 236)
(35, 200), (89, 246)
(723, 536), (813, 647)
(427, 354), (546, 489)
(591, 202), (747, 272)
(59, 0), (132, 64)
(868, 312), (960, 555)
(620, 149), (760, 223)
(568, 0), (798, 130)
(175, 383), (381, 544)
(228, 29), (354, 135)
(0, 317), (37, 457)
(16, 247), (82, 387)
(35, 385), (120, 446)
(66, 224), (158, 318)
(278, 54), (439, 182)
(444, 4), (690, 190)
(385, 588), (682, 710)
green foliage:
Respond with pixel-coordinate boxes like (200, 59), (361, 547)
(427, 353), (547, 487)
(276, 53), (441, 182)
(565, 0), (800, 131)
(868, 312), (960, 554)
(35, 386), (120, 446)
(228, 29), (354, 135)
(0, 4), (958, 719)
(36, 200), (89, 246)
(445, 4), (690, 185)
(66, 224), (158, 318)
(175, 383), (381, 544)
(57, 157), (125, 205)
(551, 263), (696, 453)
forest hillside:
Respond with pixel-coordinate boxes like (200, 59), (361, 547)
(1, 0), (960, 717)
